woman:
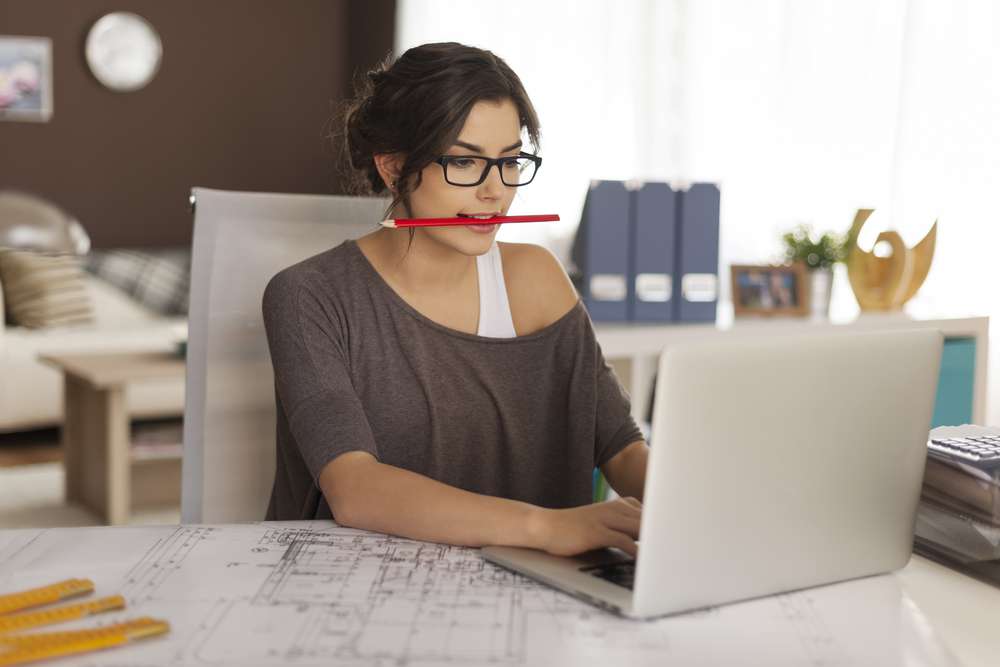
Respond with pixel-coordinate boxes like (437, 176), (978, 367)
(263, 42), (649, 557)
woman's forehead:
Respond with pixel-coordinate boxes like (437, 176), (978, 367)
(454, 99), (521, 151)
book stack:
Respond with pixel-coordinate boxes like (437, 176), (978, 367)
(914, 425), (1000, 587)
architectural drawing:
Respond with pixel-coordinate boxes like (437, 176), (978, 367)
(0, 522), (955, 666)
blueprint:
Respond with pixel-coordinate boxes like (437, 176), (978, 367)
(0, 521), (957, 666)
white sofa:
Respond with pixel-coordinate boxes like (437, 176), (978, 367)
(0, 272), (187, 433)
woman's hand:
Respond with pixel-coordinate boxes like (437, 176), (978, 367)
(529, 497), (642, 558)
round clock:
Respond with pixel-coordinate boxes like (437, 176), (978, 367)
(85, 12), (163, 92)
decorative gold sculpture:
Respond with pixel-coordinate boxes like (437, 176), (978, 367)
(846, 209), (936, 311)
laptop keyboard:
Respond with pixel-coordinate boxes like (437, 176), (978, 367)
(929, 435), (1000, 462)
(580, 561), (636, 590)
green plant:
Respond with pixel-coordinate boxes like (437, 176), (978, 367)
(781, 224), (849, 269)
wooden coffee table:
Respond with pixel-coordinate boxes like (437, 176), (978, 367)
(39, 351), (186, 525)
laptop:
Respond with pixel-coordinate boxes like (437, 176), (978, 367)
(482, 328), (943, 619)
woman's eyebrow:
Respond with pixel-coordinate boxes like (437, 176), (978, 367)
(453, 140), (523, 153)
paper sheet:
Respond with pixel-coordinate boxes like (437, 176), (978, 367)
(0, 522), (957, 666)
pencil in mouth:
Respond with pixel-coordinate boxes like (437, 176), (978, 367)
(380, 214), (559, 228)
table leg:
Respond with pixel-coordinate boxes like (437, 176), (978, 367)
(61, 376), (86, 505)
(62, 377), (130, 525)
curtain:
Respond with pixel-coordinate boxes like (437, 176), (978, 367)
(397, 0), (1000, 424)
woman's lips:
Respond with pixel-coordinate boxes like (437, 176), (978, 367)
(457, 213), (501, 234)
(464, 222), (498, 234)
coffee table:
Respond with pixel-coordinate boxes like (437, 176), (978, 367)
(39, 351), (186, 525)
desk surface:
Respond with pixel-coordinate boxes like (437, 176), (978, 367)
(1, 521), (995, 666)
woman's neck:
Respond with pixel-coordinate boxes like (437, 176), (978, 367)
(367, 228), (478, 293)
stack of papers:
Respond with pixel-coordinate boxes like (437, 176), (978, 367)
(923, 425), (1000, 525)
(915, 425), (1000, 586)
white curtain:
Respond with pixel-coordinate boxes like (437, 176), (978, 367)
(397, 0), (1000, 424)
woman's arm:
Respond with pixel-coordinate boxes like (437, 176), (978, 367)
(321, 451), (643, 556)
(601, 440), (650, 501)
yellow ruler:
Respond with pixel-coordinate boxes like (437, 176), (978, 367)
(0, 580), (93, 616)
(0, 617), (169, 666)
(0, 595), (125, 635)
(0, 579), (169, 666)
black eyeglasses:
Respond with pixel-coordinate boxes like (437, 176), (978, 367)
(433, 152), (542, 187)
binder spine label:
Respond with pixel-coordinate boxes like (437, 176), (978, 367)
(681, 274), (718, 302)
(590, 274), (627, 301)
(635, 274), (672, 303)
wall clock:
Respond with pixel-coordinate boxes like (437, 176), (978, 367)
(85, 12), (163, 92)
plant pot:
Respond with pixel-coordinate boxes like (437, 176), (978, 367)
(808, 267), (833, 320)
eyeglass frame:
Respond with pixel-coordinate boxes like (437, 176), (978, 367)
(432, 151), (543, 187)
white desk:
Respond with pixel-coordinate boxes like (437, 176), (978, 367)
(595, 315), (989, 426)
(1, 522), (997, 666)
(899, 555), (1000, 667)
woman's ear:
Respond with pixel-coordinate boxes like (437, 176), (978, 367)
(373, 153), (403, 192)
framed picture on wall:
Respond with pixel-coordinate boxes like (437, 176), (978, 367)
(0, 36), (53, 122)
(730, 263), (809, 317)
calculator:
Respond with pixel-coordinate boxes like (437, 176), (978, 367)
(927, 433), (1000, 471)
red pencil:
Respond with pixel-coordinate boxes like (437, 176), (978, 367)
(380, 214), (560, 228)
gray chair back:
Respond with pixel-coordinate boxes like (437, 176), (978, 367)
(181, 187), (388, 523)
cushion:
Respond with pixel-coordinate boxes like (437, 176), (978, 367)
(84, 248), (190, 317)
(0, 249), (95, 329)
(84, 273), (161, 326)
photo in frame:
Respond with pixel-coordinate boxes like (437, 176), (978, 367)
(0, 36), (53, 122)
(730, 263), (809, 317)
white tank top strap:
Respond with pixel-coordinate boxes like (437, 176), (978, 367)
(476, 241), (518, 338)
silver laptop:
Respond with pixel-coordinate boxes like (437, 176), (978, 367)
(483, 328), (943, 619)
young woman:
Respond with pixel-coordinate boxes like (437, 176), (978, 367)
(263, 42), (649, 557)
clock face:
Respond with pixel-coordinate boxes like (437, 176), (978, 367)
(85, 12), (163, 92)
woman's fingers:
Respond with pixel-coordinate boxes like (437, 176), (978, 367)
(603, 510), (641, 539)
(619, 496), (642, 510)
(605, 498), (641, 521)
(603, 529), (638, 558)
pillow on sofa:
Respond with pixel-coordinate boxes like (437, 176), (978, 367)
(84, 248), (190, 317)
(85, 273), (162, 326)
(0, 248), (95, 329)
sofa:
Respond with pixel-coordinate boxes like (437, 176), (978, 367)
(0, 274), (187, 433)
(0, 266), (188, 433)
(0, 190), (191, 433)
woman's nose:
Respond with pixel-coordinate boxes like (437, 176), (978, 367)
(478, 163), (506, 198)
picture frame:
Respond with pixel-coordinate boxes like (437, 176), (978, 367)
(0, 36), (53, 122)
(730, 263), (809, 317)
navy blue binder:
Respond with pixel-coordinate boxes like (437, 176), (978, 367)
(629, 182), (678, 322)
(674, 183), (720, 323)
(572, 180), (631, 322)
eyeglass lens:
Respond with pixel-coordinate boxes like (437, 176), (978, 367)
(445, 157), (537, 186)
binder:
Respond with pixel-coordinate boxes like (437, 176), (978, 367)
(629, 182), (678, 322)
(674, 183), (720, 322)
(572, 180), (632, 321)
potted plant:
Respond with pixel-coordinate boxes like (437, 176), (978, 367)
(781, 224), (849, 319)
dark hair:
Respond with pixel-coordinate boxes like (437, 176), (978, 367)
(338, 42), (541, 219)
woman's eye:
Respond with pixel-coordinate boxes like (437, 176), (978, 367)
(451, 158), (476, 169)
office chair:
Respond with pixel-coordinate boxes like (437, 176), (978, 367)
(181, 188), (388, 523)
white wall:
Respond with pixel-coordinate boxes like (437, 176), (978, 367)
(398, 0), (1000, 424)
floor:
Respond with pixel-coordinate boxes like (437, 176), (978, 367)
(0, 418), (183, 529)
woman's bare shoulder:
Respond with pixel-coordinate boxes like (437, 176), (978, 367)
(498, 242), (580, 333)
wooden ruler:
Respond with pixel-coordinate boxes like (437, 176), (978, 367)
(0, 579), (169, 665)
(0, 580), (93, 616)
(0, 595), (125, 634)
(0, 617), (169, 666)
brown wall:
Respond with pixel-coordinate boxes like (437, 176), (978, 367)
(0, 0), (395, 248)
